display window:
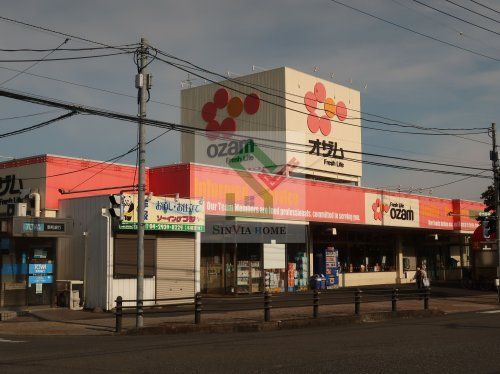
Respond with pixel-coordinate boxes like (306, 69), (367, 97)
(286, 243), (309, 292)
(236, 243), (262, 294)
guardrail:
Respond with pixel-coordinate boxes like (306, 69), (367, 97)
(114, 287), (431, 333)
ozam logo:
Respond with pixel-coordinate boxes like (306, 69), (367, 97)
(372, 198), (389, 221)
(303, 82), (347, 136)
(372, 198), (415, 221)
(304, 82), (346, 168)
(201, 88), (260, 139)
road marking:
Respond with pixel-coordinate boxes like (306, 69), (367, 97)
(479, 310), (500, 314)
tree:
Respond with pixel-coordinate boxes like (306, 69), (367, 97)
(479, 184), (496, 237)
(481, 184), (495, 212)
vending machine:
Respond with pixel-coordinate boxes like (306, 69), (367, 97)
(314, 246), (339, 289)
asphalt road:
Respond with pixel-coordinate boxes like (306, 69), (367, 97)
(0, 310), (499, 374)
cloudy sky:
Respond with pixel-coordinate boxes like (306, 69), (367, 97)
(0, 0), (498, 201)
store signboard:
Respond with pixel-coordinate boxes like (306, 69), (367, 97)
(364, 192), (420, 228)
(28, 275), (53, 284)
(202, 219), (307, 243)
(190, 164), (483, 231)
(182, 67), (361, 183)
(0, 161), (46, 214)
(192, 165), (364, 224)
(284, 68), (362, 181)
(22, 222), (65, 232)
(452, 199), (483, 233)
(419, 198), (454, 230)
(118, 195), (205, 232)
(28, 263), (53, 274)
(13, 217), (73, 237)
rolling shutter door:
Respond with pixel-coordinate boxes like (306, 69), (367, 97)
(114, 237), (155, 278)
(156, 234), (195, 301)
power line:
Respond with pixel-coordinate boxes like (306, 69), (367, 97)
(402, 170), (490, 191)
(0, 38), (69, 86)
(154, 49), (488, 133)
(0, 110), (63, 121)
(0, 16), (134, 52)
(412, 0), (500, 36)
(390, 0), (500, 56)
(67, 128), (172, 192)
(152, 51), (491, 145)
(0, 111), (76, 139)
(175, 123), (491, 179)
(468, 0), (500, 15)
(328, 0), (500, 62)
(0, 44), (138, 52)
(445, 0), (500, 24)
(0, 51), (132, 63)
(0, 63), (486, 167)
(0, 87), (490, 179)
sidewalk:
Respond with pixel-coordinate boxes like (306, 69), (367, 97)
(0, 288), (498, 336)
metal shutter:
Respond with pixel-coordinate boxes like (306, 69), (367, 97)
(156, 234), (195, 301)
(114, 237), (155, 278)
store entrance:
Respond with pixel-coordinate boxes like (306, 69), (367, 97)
(26, 244), (55, 306)
(200, 243), (224, 294)
(419, 245), (448, 281)
(0, 238), (55, 307)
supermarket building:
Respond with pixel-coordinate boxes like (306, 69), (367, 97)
(0, 67), (484, 310)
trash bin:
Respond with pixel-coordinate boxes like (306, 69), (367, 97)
(311, 274), (322, 290)
(320, 274), (327, 290)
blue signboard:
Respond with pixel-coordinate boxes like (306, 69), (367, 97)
(28, 275), (53, 284)
(28, 263), (53, 275)
(23, 222), (45, 232)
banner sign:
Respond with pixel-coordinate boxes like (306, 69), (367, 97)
(118, 195), (205, 232)
(23, 222), (65, 233)
(28, 263), (53, 274)
(364, 193), (420, 228)
(28, 275), (53, 284)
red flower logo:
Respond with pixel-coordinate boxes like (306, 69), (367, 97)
(303, 82), (347, 136)
(372, 198), (389, 221)
(201, 88), (260, 139)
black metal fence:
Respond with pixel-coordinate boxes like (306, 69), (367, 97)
(114, 287), (431, 333)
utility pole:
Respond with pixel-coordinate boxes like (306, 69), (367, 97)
(136, 37), (149, 328)
(491, 123), (500, 280)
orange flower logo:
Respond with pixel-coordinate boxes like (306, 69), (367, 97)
(372, 198), (389, 221)
(201, 88), (260, 139)
(303, 82), (347, 136)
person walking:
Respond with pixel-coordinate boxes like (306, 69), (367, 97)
(421, 265), (430, 288)
(412, 266), (423, 290)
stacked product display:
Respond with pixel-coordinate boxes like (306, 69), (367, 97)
(294, 252), (309, 291)
(236, 260), (262, 293)
(265, 269), (286, 293)
(287, 263), (296, 292)
(236, 260), (250, 293)
(250, 261), (261, 293)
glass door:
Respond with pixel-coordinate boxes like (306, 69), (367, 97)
(27, 246), (54, 306)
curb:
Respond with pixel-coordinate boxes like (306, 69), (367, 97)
(123, 309), (445, 336)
